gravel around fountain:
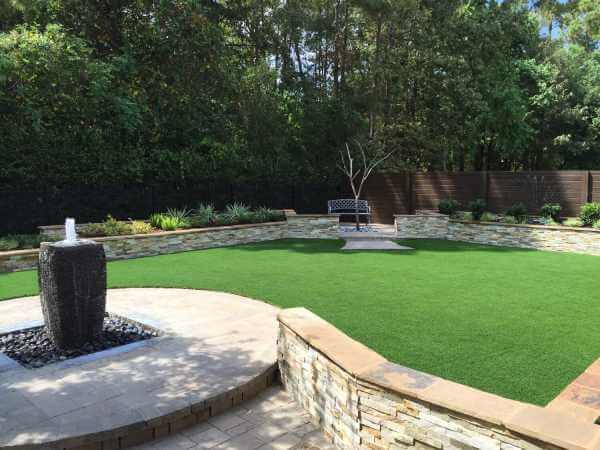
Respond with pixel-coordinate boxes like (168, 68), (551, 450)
(0, 313), (160, 369)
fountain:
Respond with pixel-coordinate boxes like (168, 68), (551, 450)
(38, 218), (107, 350)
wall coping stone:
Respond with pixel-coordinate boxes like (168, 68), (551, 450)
(450, 219), (600, 234)
(278, 307), (600, 450)
(289, 213), (340, 218)
(0, 248), (40, 258)
(394, 213), (448, 218)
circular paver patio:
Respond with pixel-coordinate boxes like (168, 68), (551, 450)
(0, 288), (280, 449)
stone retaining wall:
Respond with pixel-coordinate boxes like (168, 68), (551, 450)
(395, 214), (449, 239)
(278, 308), (600, 450)
(447, 221), (600, 255)
(395, 214), (600, 256)
(287, 214), (340, 239)
(0, 214), (339, 273)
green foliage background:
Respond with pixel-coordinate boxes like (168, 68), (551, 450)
(0, 0), (599, 192)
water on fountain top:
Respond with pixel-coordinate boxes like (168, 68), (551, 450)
(54, 217), (83, 246)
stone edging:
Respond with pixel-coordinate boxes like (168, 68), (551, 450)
(395, 214), (600, 256)
(278, 308), (600, 450)
(0, 213), (340, 273)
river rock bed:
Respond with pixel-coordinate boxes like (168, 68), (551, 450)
(0, 314), (160, 369)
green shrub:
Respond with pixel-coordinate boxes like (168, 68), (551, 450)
(164, 208), (192, 228)
(214, 212), (235, 226)
(505, 203), (528, 224)
(563, 218), (583, 227)
(159, 216), (180, 231)
(593, 220), (600, 229)
(541, 217), (559, 226)
(438, 199), (459, 216)
(81, 215), (132, 237)
(223, 203), (253, 224)
(540, 203), (561, 221)
(0, 236), (20, 251)
(580, 202), (600, 226)
(501, 216), (518, 224)
(480, 212), (496, 222)
(129, 220), (153, 234)
(149, 213), (165, 229)
(190, 203), (216, 227)
(252, 207), (285, 223)
(468, 199), (486, 221)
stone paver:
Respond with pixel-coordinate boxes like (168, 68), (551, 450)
(0, 288), (280, 448)
(547, 358), (600, 424)
(132, 386), (332, 450)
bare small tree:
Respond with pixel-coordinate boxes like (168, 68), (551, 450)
(338, 140), (394, 230)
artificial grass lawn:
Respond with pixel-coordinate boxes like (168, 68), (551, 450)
(1, 238), (599, 406)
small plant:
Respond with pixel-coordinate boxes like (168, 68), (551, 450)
(0, 236), (20, 251)
(563, 218), (583, 227)
(223, 202), (253, 224)
(253, 207), (284, 223)
(81, 216), (131, 237)
(540, 203), (561, 222)
(214, 212), (235, 226)
(158, 216), (180, 231)
(580, 202), (600, 226)
(505, 203), (528, 224)
(501, 216), (518, 224)
(541, 217), (559, 226)
(480, 212), (496, 222)
(149, 213), (165, 229)
(164, 207), (192, 228)
(129, 220), (153, 234)
(102, 215), (132, 235)
(438, 199), (459, 216)
(190, 203), (216, 227)
(593, 219), (600, 229)
(468, 199), (486, 221)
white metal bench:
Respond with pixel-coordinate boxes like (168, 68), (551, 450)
(328, 199), (371, 223)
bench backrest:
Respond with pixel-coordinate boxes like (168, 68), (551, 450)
(328, 199), (370, 214)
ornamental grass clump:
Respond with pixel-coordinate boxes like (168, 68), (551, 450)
(580, 202), (600, 226)
(223, 203), (253, 224)
(190, 203), (216, 227)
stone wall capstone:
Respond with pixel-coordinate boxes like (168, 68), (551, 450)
(278, 308), (600, 450)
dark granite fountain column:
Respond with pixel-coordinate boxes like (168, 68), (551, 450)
(38, 241), (107, 350)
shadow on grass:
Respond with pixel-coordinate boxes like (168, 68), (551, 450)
(217, 238), (537, 255)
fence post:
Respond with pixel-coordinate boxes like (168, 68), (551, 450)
(407, 170), (415, 214)
(483, 171), (490, 207)
(588, 171), (593, 203)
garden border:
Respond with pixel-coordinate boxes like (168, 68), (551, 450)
(0, 212), (340, 273)
(395, 213), (600, 255)
(278, 308), (600, 450)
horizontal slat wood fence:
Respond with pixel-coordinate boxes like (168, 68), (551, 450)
(361, 171), (600, 224)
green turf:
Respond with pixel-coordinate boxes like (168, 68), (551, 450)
(1, 238), (598, 405)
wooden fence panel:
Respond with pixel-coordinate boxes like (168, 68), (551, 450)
(413, 172), (486, 211)
(487, 171), (587, 217)
(591, 171), (600, 204)
(360, 171), (593, 224)
(361, 173), (411, 224)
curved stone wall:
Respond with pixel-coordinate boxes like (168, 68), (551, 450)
(395, 214), (600, 256)
(278, 308), (600, 450)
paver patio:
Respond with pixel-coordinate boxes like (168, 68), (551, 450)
(132, 385), (332, 450)
(0, 288), (281, 448)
